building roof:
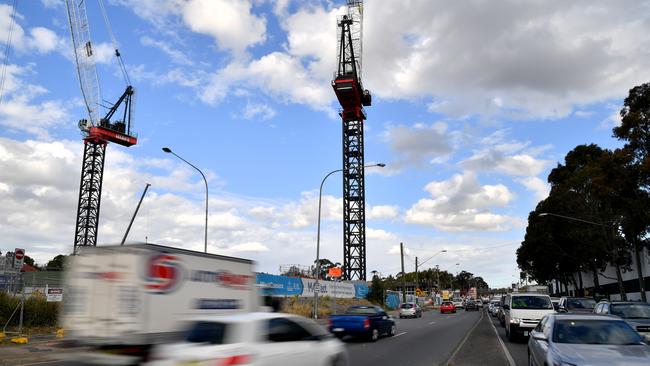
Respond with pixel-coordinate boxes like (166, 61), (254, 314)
(21, 264), (39, 272)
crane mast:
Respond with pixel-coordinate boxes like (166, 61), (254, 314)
(333, 0), (371, 281)
(65, 0), (137, 254)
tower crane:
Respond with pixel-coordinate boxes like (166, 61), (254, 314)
(332, 0), (371, 280)
(65, 0), (137, 254)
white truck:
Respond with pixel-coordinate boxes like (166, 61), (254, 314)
(62, 243), (259, 364)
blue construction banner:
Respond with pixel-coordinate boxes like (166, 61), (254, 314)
(256, 273), (303, 296)
(354, 283), (369, 299)
(385, 291), (401, 309)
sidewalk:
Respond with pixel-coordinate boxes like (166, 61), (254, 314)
(447, 310), (513, 366)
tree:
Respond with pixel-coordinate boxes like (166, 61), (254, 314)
(23, 255), (36, 267)
(46, 255), (67, 270)
(366, 273), (385, 305)
(613, 83), (650, 302)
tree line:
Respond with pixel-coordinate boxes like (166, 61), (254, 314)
(517, 83), (650, 302)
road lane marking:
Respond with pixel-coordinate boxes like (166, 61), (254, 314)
(488, 312), (516, 366)
(429, 321), (437, 325)
(393, 331), (407, 338)
(444, 308), (484, 365)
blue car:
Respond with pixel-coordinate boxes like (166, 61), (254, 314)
(329, 305), (396, 342)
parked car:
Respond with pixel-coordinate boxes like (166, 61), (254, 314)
(452, 298), (464, 309)
(594, 301), (650, 341)
(329, 305), (396, 342)
(440, 301), (457, 314)
(528, 314), (650, 366)
(503, 293), (555, 341)
(558, 297), (597, 313)
(465, 300), (479, 311)
(399, 303), (422, 318)
(147, 312), (348, 366)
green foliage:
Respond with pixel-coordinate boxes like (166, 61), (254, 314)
(366, 274), (385, 305)
(0, 292), (60, 328)
(46, 255), (67, 270)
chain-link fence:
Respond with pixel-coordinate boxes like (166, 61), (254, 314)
(1, 270), (65, 334)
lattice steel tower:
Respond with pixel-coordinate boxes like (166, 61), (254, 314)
(332, 0), (371, 280)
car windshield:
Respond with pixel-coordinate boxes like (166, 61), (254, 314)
(610, 303), (650, 319)
(552, 319), (642, 345)
(442, 302), (453, 306)
(401, 304), (413, 309)
(511, 296), (553, 310)
(186, 321), (233, 344)
(566, 298), (596, 310)
(346, 307), (378, 315)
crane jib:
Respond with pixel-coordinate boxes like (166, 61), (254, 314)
(87, 126), (137, 147)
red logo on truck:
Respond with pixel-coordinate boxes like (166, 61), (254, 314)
(144, 254), (183, 294)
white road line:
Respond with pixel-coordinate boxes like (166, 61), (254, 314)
(445, 308), (484, 365)
(429, 321), (437, 325)
(393, 331), (407, 338)
(489, 314), (517, 366)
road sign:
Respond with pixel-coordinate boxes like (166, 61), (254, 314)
(328, 267), (342, 278)
(13, 248), (25, 269)
(46, 288), (64, 302)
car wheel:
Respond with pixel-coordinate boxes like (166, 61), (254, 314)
(370, 328), (379, 342)
(399, 315), (403, 319)
(389, 324), (396, 336)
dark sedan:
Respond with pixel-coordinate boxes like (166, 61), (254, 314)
(465, 300), (479, 311)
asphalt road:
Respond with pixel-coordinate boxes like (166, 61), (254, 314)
(487, 310), (528, 366)
(345, 307), (482, 366)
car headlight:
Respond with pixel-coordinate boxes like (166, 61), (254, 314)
(509, 317), (521, 324)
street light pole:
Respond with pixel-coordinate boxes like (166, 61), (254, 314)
(313, 163), (385, 318)
(162, 147), (209, 253)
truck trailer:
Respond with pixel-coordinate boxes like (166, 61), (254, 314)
(61, 243), (258, 364)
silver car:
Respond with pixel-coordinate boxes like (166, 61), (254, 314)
(399, 303), (422, 318)
(528, 314), (650, 366)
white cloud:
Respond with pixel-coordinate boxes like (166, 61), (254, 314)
(181, 0), (266, 56)
(140, 36), (194, 65)
(363, 0), (650, 119)
(383, 122), (454, 169)
(242, 101), (276, 121)
(517, 177), (550, 201)
(0, 65), (69, 138)
(462, 151), (549, 177)
(366, 228), (395, 241)
(405, 172), (520, 232)
(367, 205), (399, 220)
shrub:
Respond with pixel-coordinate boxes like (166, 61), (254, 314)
(0, 291), (60, 328)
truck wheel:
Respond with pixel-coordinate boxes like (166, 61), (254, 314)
(369, 328), (379, 342)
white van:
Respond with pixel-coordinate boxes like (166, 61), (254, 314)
(503, 292), (555, 341)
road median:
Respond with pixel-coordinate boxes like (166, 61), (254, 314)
(446, 310), (513, 366)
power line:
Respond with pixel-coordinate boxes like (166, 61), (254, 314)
(0, 0), (18, 108)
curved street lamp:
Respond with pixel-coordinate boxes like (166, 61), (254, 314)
(162, 147), (209, 253)
(313, 163), (385, 318)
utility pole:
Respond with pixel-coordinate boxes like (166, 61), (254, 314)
(415, 256), (419, 295)
(400, 242), (406, 303)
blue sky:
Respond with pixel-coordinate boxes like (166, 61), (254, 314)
(1, 0), (649, 288)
